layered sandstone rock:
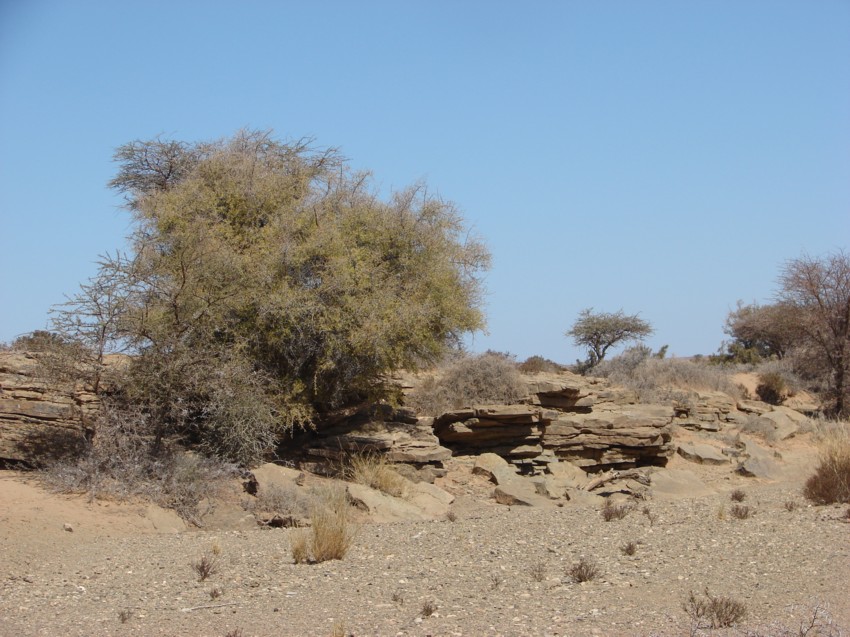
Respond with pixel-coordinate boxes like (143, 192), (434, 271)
(0, 352), (97, 464)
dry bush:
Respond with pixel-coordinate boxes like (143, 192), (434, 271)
(804, 423), (850, 504)
(420, 600), (437, 617)
(407, 352), (526, 415)
(756, 371), (788, 405)
(730, 489), (747, 502)
(309, 486), (355, 562)
(245, 482), (309, 518)
(683, 588), (747, 629)
(784, 499), (800, 512)
(346, 452), (407, 497)
(567, 557), (600, 583)
(191, 552), (219, 581)
(621, 541), (638, 556)
(742, 601), (843, 637)
(730, 504), (753, 519)
(518, 355), (565, 374)
(601, 500), (631, 521)
(530, 561), (547, 582)
(40, 400), (237, 523)
(593, 353), (742, 404)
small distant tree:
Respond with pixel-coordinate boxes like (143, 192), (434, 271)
(777, 251), (850, 417)
(567, 308), (654, 370)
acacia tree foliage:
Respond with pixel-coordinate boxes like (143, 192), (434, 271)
(54, 130), (490, 463)
(777, 251), (850, 417)
(567, 308), (653, 369)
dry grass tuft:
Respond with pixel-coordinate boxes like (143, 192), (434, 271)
(804, 423), (850, 505)
(290, 528), (311, 564)
(347, 452), (407, 497)
(118, 609), (132, 624)
(309, 486), (355, 563)
(784, 499), (800, 512)
(683, 588), (747, 629)
(567, 557), (600, 583)
(420, 600), (438, 617)
(730, 488), (747, 502)
(530, 561), (547, 582)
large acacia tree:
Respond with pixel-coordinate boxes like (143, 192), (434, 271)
(56, 130), (490, 462)
(567, 308), (653, 369)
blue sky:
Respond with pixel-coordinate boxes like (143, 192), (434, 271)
(1, 1), (848, 362)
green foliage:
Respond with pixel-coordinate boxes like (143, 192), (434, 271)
(53, 130), (490, 463)
(566, 308), (653, 371)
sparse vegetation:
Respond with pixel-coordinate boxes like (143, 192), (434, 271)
(641, 505), (658, 527)
(346, 452), (407, 497)
(804, 424), (850, 505)
(209, 587), (223, 600)
(118, 609), (132, 624)
(420, 600), (437, 617)
(567, 308), (654, 371)
(601, 500), (631, 521)
(567, 557), (600, 583)
(308, 487), (355, 563)
(756, 371), (788, 405)
(290, 529), (311, 564)
(730, 504), (753, 519)
(683, 588), (747, 629)
(730, 489), (747, 502)
(530, 561), (547, 582)
(407, 351), (526, 415)
(192, 552), (220, 581)
(784, 499), (800, 512)
(621, 541), (638, 556)
(518, 355), (565, 374)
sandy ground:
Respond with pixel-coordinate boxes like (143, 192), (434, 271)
(1, 434), (848, 637)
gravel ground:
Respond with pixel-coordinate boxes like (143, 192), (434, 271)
(2, 459), (849, 637)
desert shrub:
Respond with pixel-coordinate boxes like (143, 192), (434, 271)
(346, 452), (407, 497)
(730, 504), (753, 519)
(290, 528), (311, 564)
(407, 352), (526, 415)
(601, 500), (631, 521)
(593, 354), (742, 404)
(567, 557), (600, 583)
(41, 399), (236, 522)
(730, 489), (746, 502)
(518, 355), (565, 374)
(420, 600), (438, 617)
(191, 552), (220, 581)
(621, 541), (638, 556)
(683, 588), (747, 628)
(756, 371), (788, 405)
(245, 482), (309, 518)
(804, 424), (850, 505)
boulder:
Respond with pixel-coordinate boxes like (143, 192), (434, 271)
(346, 482), (431, 522)
(472, 452), (517, 485)
(756, 406), (809, 441)
(736, 439), (782, 479)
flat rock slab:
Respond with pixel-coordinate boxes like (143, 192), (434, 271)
(649, 468), (715, 500)
(676, 442), (729, 465)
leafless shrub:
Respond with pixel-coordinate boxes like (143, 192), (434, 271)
(118, 609), (132, 623)
(192, 552), (219, 581)
(445, 509), (458, 522)
(683, 588), (747, 629)
(621, 541), (638, 556)
(744, 600), (843, 637)
(530, 561), (547, 582)
(642, 505), (658, 526)
(730, 489), (747, 502)
(731, 504), (753, 519)
(567, 557), (600, 583)
(489, 572), (503, 590)
(391, 591), (404, 605)
(804, 424), (850, 505)
(420, 600), (438, 617)
(408, 352), (526, 415)
(224, 630), (243, 637)
(784, 499), (800, 512)
(601, 500), (631, 521)
(346, 452), (407, 497)
(209, 587), (223, 600)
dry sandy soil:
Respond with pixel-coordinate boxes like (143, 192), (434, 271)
(1, 434), (848, 637)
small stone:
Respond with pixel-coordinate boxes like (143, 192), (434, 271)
(63, 523), (73, 532)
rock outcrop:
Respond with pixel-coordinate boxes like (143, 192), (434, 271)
(0, 352), (97, 464)
(432, 372), (676, 472)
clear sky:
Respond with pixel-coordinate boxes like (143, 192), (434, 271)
(1, 1), (848, 363)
